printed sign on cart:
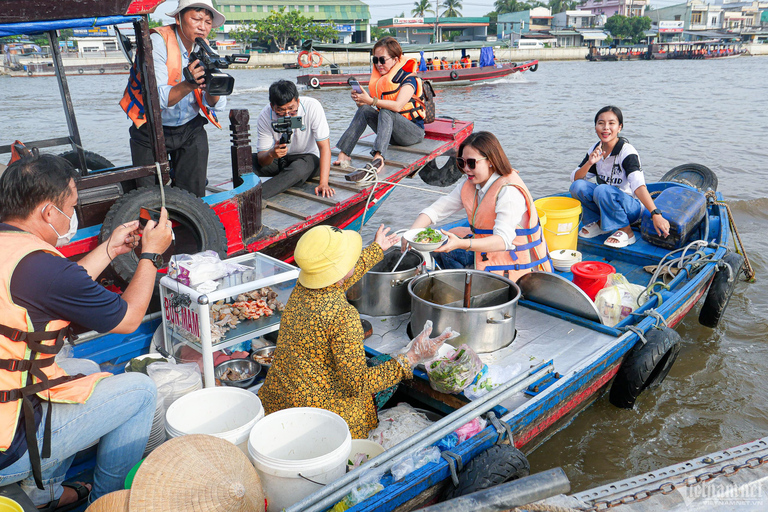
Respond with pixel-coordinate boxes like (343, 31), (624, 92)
(163, 298), (201, 340)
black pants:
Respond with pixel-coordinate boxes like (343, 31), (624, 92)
(130, 115), (209, 198)
(253, 153), (319, 200)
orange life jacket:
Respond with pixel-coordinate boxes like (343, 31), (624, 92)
(119, 24), (222, 129)
(462, 57), (471, 68)
(449, 173), (552, 281)
(0, 231), (110, 487)
(452, 61), (461, 69)
(433, 58), (442, 70)
(368, 56), (427, 123)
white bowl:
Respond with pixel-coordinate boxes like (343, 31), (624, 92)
(550, 249), (582, 272)
(403, 228), (448, 252)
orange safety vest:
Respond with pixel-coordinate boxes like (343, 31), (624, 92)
(462, 58), (471, 68)
(450, 173), (552, 281)
(433, 59), (442, 70)
(452, 61), (461, 69)
(119, 24), (222, 129)
(368, 56), (427, 123)
(0, 231), (110, 487)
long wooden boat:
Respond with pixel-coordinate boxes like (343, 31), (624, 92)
(297, 60), (539, 90)
(586, 45), (648, 61)
(649, 40), (746, 60)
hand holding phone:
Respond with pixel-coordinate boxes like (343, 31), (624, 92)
(139, 207), (162, 229)
(349, 78), (364, 95)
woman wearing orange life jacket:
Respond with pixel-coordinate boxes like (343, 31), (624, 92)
(333, 37), (426, 173)
(405, 132), (552, 282)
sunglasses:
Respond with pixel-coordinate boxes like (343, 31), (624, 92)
(371, 56), (391, 65)
(456, 157), (488, 171)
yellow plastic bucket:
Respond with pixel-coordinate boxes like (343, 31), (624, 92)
(534, 197), (582, 252)
(0, 496), (23, 512)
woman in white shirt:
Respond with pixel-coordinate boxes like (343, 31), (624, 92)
(405, 131), (551, 281)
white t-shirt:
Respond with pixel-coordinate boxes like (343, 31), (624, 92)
(570, 138), (646, 197)
(255, 97), (330, 158)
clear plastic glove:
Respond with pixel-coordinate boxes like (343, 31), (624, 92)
(400, 320), (459, 368)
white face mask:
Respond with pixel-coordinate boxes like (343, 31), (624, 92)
(45, 204), (78, 247)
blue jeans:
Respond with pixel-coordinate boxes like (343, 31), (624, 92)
(336, 106), (425, 160)
(433, 248), (475, 270)
(0, 358), (156, 505)
(569, 180), (643, 233)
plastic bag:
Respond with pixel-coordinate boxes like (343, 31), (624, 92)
(464, 363), (524, 401)
(147, 362), (201, 408)
(330, 482), (384, 512)
(390, 446), (441, 481)
(425, 344), (484, 394)
(368, 403), (433, 450)
(594, 274), (647, 327)
(398, 320), (460, 368)
(455, 417), (487, 443)
(168, 250), (252, 288)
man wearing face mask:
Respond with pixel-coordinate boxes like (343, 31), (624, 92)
(0, 155), (173, 509)
(121, 0), (227, 198)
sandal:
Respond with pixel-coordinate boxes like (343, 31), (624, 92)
(579, 222), (608, 239)
(604, 230), (636, 248)
(37, 482), (90, 512)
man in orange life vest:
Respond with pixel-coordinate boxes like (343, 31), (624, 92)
(0, 155), (172, 508)
(122, 0), (227, 198)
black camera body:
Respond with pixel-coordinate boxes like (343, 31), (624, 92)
(182, 37), (250, 96)
(271, 116), (303, 145)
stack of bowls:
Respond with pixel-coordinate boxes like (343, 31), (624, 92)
(550, 249), (583, 272)
(143, 399), (167, 457)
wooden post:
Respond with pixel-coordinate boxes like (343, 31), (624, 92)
(229, 109), (252, 188)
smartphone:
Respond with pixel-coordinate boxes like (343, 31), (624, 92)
(139, 207), (162, 228)
(349, 78), (364, 95)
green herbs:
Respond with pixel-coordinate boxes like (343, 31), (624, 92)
(426, 344), (484, 394)
(414, 228), (443, 244)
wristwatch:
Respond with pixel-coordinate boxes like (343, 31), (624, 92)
(650, 208), (662, 217)
(139, 253), (164, 269)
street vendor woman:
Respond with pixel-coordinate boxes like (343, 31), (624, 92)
(121, 0), (227, 198)
(405, 131), (552, 282)
(260, 225), (452, 438)
(0, 154), (172, 509)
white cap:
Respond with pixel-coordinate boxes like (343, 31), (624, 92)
(166, 0), (226, 29)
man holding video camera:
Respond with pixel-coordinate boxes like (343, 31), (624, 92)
(254, 80), (334, 199)
(121, 0), (227, 198)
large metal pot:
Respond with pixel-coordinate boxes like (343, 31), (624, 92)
(347, 249), (424, 316)
(408, 269), (521, 353)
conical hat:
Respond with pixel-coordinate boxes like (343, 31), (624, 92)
(86, 490), (130, 512)
(128, 434), (264, 512)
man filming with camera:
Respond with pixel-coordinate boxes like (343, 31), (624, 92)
(255, 80), (334, 199)
(121, 0), (227, 198)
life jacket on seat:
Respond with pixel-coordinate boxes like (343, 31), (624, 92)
(119, 24), (222, 129)
(368, 56), (427, 123)
(0, 231), (111, 488)
(449, 173), (553, 282)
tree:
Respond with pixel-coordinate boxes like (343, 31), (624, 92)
(605, 14), (650, 43)
(485, 11), (499, 33)
(412, 0), (434, 17)
(495, 0), (531, 14)
(371, 27), (393, 40)
(548, 0), (578, 14)
(441, 0), (463, 17)
(243, 8), (338, 50)
(148, 19), (164, 29)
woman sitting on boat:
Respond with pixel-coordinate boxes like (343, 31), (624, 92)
(333, 37), (426, 173)
(259, 225), (451, 438)
(570, 106), (670, 248)
(405, 131), (552, 282)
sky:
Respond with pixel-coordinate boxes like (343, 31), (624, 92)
(151, 0), (692, 25)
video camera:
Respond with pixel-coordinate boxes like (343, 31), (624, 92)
(182, 37), (250, 96)
(271, 116), (303, 145)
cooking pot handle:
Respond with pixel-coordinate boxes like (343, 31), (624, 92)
(391, 275), (417, 287)
(487, 313), (514, 324)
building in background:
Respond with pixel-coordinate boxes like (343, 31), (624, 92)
(648, 0), (725, 40)
(578, 0), (647, 19)
(216, 0), (371, 44)
(497, 8), (554, 41)
(376, 17), (492, 44)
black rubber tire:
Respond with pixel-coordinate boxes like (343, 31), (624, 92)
(27, 70), (32, 76)
(699, 251), (744, 328)
(78, 68), (84, 74)
(530, 63), (538, 72)
(450, 70), (459, 80)
(609, 327), (682, 409)
(99, 187), (228, 286)
(58, 150), (115, 172)
(443, 444), (530, 500)
(510, 62), (517, 68)
(346, 76), (358, 86)
(660, 163), (718, 192)
(99, 68), (105, 74)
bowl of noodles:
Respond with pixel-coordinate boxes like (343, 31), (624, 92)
(403, 228), (448, 252)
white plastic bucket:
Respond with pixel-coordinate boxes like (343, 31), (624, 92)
(247, 407), (351, 512)
(165, 387), (264, 453)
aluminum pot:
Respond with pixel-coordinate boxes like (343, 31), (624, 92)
(408, 269), (521, 353)
(347, 249), (423, 316)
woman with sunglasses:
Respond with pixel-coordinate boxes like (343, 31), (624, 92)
(405, 131), (552, 281)
(333, 37), (426, 173)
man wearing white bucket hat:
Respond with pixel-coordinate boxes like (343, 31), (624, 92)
(121, 0), (227, 197)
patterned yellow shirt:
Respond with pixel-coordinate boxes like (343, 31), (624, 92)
(260, 243), (413, 438)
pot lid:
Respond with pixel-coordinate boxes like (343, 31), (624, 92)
(517, 272), (603, 324)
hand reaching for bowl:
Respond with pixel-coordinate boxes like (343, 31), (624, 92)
(374, 224), (401, 252)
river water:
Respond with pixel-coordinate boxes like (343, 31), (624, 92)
(3, 57), (767, 492)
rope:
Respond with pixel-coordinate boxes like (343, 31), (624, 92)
(705, 190), (756, 282)
(509, 504), (583, 512)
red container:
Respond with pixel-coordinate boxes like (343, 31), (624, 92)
(570, 261), (616, 300)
